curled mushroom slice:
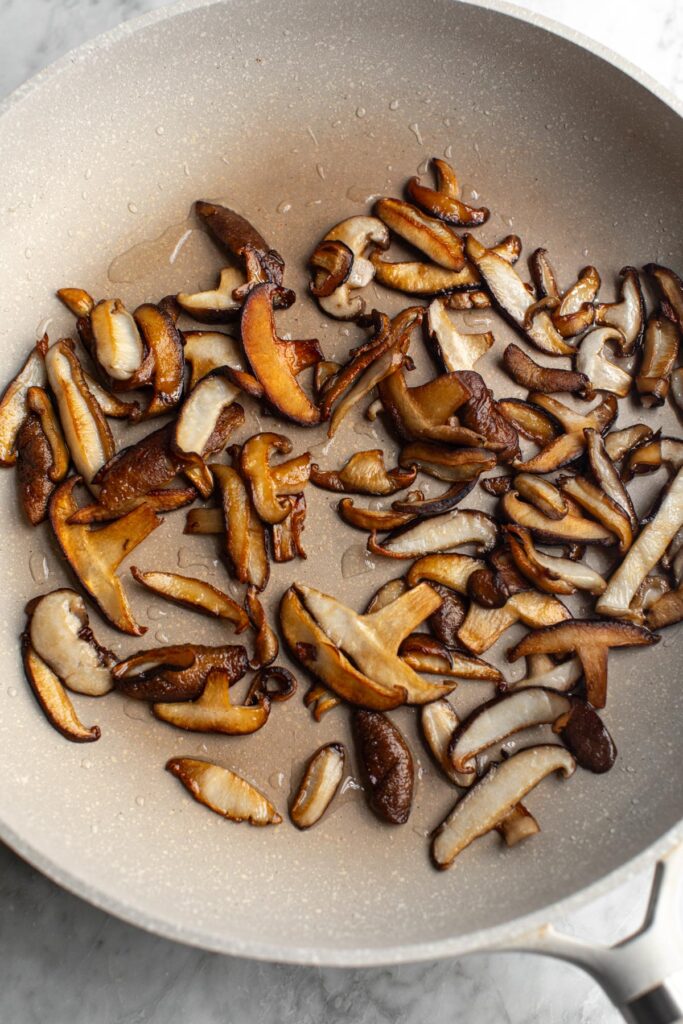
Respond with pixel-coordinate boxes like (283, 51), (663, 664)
(22, 639), (100, 743)
(392, 481), (476, 519)
(0, 340), (47, 466)
(89, 298), (146, 380)
(506, 526), (607, 596)
(212, 463), (269, 592)
(481, 475), (512, 497)
(375, 197), (466, 270)
(529, 249), (560, 301)
(377, 363), (485, 448)
(594, 267), (645, 354)
(426, 298), (494, 371)
(421, 700), (474, 786)
(315, 216), (390, 319)
(496, 804), (541, 847)
(239, 433), (311, 524)
(245, 587), (279, 668)
(399, 634), (502, 682)
(505, 655), (583, 694)
(627, 574), (672, 624)
(338, 498), (417, 532)
(369, 509), (498, 559)
(497, 399), (559, 447)
(308, 239), (354, 298)
(645, 263), (683, 327)
(604, 424), (653, 464)
(113, 643), (249, 702)
(459, 591), (570, 655)
(130, 567), (249, 632)
(449, 689), (571, 773)
(399, 442), (495, 482)
(456, 371), (520, 462)
(552, 266), (600, 338)
(465, 235), (574, 356)
(311, 449), (416, 495)
(513, 393), (617, 474)
(290, 743), (346, 829)
(304, 684), (341, 720)
(45, 340), (115, 487)
(559, 475), (633, 552)
(432, 746), (575, 869)
(370, 254), (480, 296)
(584, 427), (637, 530)
(27, 589), (114, 696)
(26, 387), (69, 482)
(576, 326), (633, 398)
(514, 474), (567, 520)
(502, 343), (589, 396)
(167, 757), (281, 826)
(509, 619), (658, 708)
(648, 586), (683, 629)
(406, 160), (489, 226)
(427, 583), (467, 646)
(353, 709), (414, 824)
(624, 437), (683, 480)
(50, 477), (160, 635)
(466, 550), (528, 609)
(502, 490), (616, 546)
(71, 487), (197, 525)
(271, 492), (307, 562)
(636, 313), (680, 406)
(154, 668), (269, 734)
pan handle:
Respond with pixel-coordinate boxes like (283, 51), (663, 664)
(489, 842), (683, 1023)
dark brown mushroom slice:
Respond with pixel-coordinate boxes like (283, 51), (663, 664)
(130, 302), (185, 420)
(374, 197), (466, 270)
(212, 463), (270, 592)
(467, 550), (528, 608)
(427, 583), (467, 646)
(594, 267), (646, 354)
(25, 386), (69, 481)
(93, 424), (181, 513)
(231, 245), (292, 305)
(458, 590), (571, 655)
(16, 413), (56, 525)
(497, 398), (560, 446)
(508, 619), (659, 709)
(481, 475), (512, 497)
(556, 700), (617, 774)
(290, 743), (346, 829)
(502, 490), (616, 546)
(22, 637), (100, 744)
(444, 290), (492, 311)
(271, 493), (307, 562)
(311, 449), (416, 495)
(455, 371), (520, 463)
(502, 343), (590, 395)
(513, 393), (618, 474)
(390, 480), (476, 518)
(113, 643), (249, 702)
(506, 525), (607, 596)
(378, 363), (488, 448)
(194, 200), (268, 257)
(529, 248), (560, 301)
(425, 298), (494, 372)
(353, 709), (414, 825)
(636, 313), (680, 406)
(406, 158), (489, 226)
(645, 263), (683, 327)
(398, 442), (496, 482)
(308, 239), (354, 298)
(244, 587), (279, 669)
(647, 586), (683, 629)
(338, 498), (418, 532)
(70, 487), (197, 525)
(584, 428), (637, 530)
(398, 633), (501, 682)
(559, 475), (633, 552)
(369, 508), (498, 559)
(0, 340), (48, 467)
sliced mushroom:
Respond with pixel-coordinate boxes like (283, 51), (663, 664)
(459, 590), (570, 655)
(502, 490), (616, 546)
(648, 586), (683, 629)
(22, 639), (100, 743)
(624, 437), (683, 480)
(636, 313), (680, 406)
(513, 393), (617, 474)
(338, 498), (417, 532)
(184, 506), (224, 535)
(26, 589), (114, 696)
(245, 587), (279, 668)
(455, 371), (520, 462)
(465, 235), (574, 356)
(426, 583), (467, 646)
(529, 249), (560, 301)
(304, 684), (341, 720)
(89, 298), (146, 380)
(57, 287), (95, 318)
(557, 700), (617, 774)
(369, 254), (480, 296)
(399, 634), (502, 682)
(91, 424), (180, 514)
(604, 424), (653, 464)
(496, 804), (541, 847)
(514, 474), (567, 520)
(375, 197), (466, 270)
(166, 757), (281, 826)
(627, 574), (672, 624)
(502, 343), (589, 396)
(173, 370), (241, 469)
(497, 398), (559, 447)
(406, 552), (484, 594)
(552, 266), (600, 338)
(391, 480), (476, 517)
(0, 340), (48, 466)
(315, 216), (390, 319)
(26, 386), (69, 482)
(181, 330), (242, 388)
(508, 619), (659, 708)
(426, 298), (494, 371)
(377, 362), (486, 448)
(431, 746), (575, 869)
(311, 449), (416, 495)
(153, 668), (269, 734)
(238, 433), (311, 524)
(271, 492), (307, 562)
(449, 689), (571, 773)
(594, 267), (645, 354)
(130, 302), (185, 420)
(399, 442), (495, 482)
(71, 487), (197, 525)
(406, 159), (489, 226)
(212, 463), (269, 592)
(645, 263), (683, 327)
(481, 475), (512, 497)
(308, 239), (354, 298)
(290, 743), (346, 829)
(505, 655), (583, 693)
(130, 567), (249, 632)
(369, 509), (498, 559)
(195, 200), (268, 256)
(576, 326), (633, 398)
(50, 477), (160, 635)
(353, 709), (414, 824)
(421, 700), (473, 786)
(177, 267), (245, 323)
(584, 427), (637, 530)
(559, 475), (633, 552)
(506, 525), (607, 596)
(16, 414), (55, 525)
(113, 643), (249, 702)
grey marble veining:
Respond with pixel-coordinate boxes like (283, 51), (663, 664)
(0, 1), (681, 1022)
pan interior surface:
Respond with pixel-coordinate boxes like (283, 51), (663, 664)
(0, 0), (681, 963)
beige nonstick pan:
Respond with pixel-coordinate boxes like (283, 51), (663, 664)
(0, 1), (682, 1020)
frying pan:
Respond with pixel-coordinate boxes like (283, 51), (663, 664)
(0, 1), (682, 1020)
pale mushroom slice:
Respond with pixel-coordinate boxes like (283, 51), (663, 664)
(594, 267), (645, 354)
(508, 619), (659, 708)
(465, 235), (574, 356)
(375, 197), (466, 270)
(406, 158), (489, 226)
(406, 552), (484, 594)
(167, 757), (282, 826)
(314, 216), (390, 319)
(22, 639), (100, 743)
(514, 474), (567, 520)
(584, 427), (637, 530)
(431, 746), (576, 869)
(502, 489), (616, 546)
(497, 804), (541, 847)
(130, 567), (249, 632)
(604, 424), (653, 464)
(0, 339), (47, 465)
(154, 668), (270, 734)
(239, 433), (311, 524)
(512, 392), (617, 474)
(50, 476), (161, 635)
(369, 509), (498, 559)
(502, 344), (589, 396)
(597, 467), (683, 620)
(426, 298), (494, 371)
(45, 340), (115, 488)
(575, 326), (633, 398)
(311, 449), (416, 495)
(636, 313), (680, 406)
(173, 371), (243, 496)
(212, 463), (270, 592)
(182, 330), (242, 388)
(421, 700), (475, 787)
(645, 263), (683, 327)
(290, 743), (346, 829)
(506, 525), (607, 596)
(505, 655), (583, 693)
(90, 298), (146, 379)
(27, 589), (115, 696)
(177, 267), (245, 322)
(559, 475), (633, 553)
(552, 266), (600, 338)
(459, 590), (570, 655)
(399, 442), (495, 483)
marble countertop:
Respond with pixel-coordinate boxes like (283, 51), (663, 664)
(1, 2), (681, 1022)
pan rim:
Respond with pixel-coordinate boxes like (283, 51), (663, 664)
(0, 0), (681, 967)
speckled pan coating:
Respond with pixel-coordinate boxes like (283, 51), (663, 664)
(0, 0), (681, 967)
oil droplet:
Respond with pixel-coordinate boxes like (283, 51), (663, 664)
(340, 775), (363, 795)
(345, 184), (383, 204)
(29, 551), (50, 584)
(24, 247), (32, 260)
(155, 629), (170, 644)
(183, 161), (191, 177)
(124, 702), (149, 722)
(341, 544), (376, 579)
(389, 99), (400, 111)
(127, 202), (138, 214)
(269, 771), (286, 789)
(108, 219), (211, 289)
(147, 605), (168, 621)
(408, 122), (423, 145)
(352, 418), (379, 440)
(315, 163), (326, 181)
(35, 316), (52, 340)
(155, 125), (164, 136)
(7, 687), (18, 698)
(460, 182), (480, 203)
(417, 158), (430, 175)
(177, 546), (209, 570)
(81, 758), (93, 770)
(276, 200), (292, 214)
(135, 795), (145, 807)
(306, 199), (322, 207)
(306, 125), (319, 146)
(84, 168), (93, 180)
(462, 310), (492, 330)
(443, 144), (453, 160)
(355, 106), (366, 118)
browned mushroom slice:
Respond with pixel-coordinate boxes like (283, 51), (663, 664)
(338, 498), (417, 532)
(425, 298), (494, 372)
(154, 668), (269, 734)
(465, 236), (574, 356)
(502, 343), (589, 395)
(22, 639), (100, 743)
(559, 475), (633, 552)
(245, 587), (279, 668)
(131, 302), (185, 420)
(399, 634), (502, 682)
(648, 586), (683, 629)
(481, 475), (512, 497)
(392, 481), (476, 519)
(399, 442), (495, 482)
(406, 159), (489, 226)
(318, 312), (391, 409)
(505, 654), (583, 693)
(502, 490), (616, 546)
(594, 267), (645, 354)
(624, 437), (683, 480)
(370, 254), (480, 296)
(645, 263), (683, 327)
(377, 362), (486, 448)
(270, 492), (307, 562)
(26, 387), (69, 481)
(626, 574), (672, 625)
(449, 688), (571, 773)
(70, 487), (196, 525)
(529, 249), (560, 300)
(555, 700), (617, 773)
(308, 239), (354, 298)
(425, 583), (467, 646)
(406, 552), (484, 594)
(167, 756), (281, 826)
(45, 340), (115, 487)
(432, 746), (576, 869)
(57, 287), (94, 318)
(212, 464), (269, 592)
(369, 509), (498, 559)
(26, 588), (114, 696)
(238, 433), (311, 524)
(495, 804), (540, 846)
(466, 550), (528, 609)
(604, 424), (653, 464)
(80, 372), (137, 419)
(456, 371), (520, 462)
(576, 327), (633, 398)
(311, 449), (416, 495)
(181, 329), (242, 388)
(421, 700), (473, 786)
(50, 477), (160, 635)
(551, 266), (601, 338)
(90, 424), (178, 514)
(130, 567), (249, 632)
(243, 665), (297, 706)
(177, 267), (245, 323)
(240, 283), (321, 426)
(375, 197), (466, 270)
(459, 591), (570, 655)
(315, 216), (390, 319)
(304, 684), (342, 720)
(636, 313), (680, 406)
(89, 298), (146, 380)
(0, 341), (47, 466)
(184, 506), (224, 535)
(584, 428), (637, 530)
(514, 474), (567, 520)
(114, 643), (248, 702)
(314, 360), (341, 397)
(353, 709), (414, 824)
(195, 199), (268, 255)
(231, 246), (293, 306)
(172, 372), (243, 497)
(290, 743), (346, 829)
(497, 399), (560, 446)
(513, 393), (618, 473)
(506, 525), (606, 596)
(16, 413), (55, 525)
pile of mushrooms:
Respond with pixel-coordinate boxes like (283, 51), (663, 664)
(2, 158), (681, 862)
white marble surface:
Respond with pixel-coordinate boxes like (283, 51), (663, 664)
(0, 2), (681, 1022)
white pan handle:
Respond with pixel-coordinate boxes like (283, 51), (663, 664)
(490, 842), (683, 1023)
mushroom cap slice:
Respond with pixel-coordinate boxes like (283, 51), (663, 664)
(559, 475), (633, 553)
(624, 437), (683, 479)
(130, 568), (249, 631)
(27, 589), (114, 696)
(399, 442), (495, 482)
(90, 299), (145, 380)
(26, 386), (69, 482)
(0, 342), (47, 466)
(353, 709), (414, 825)
(22, 639), (100, 743)
(338, 498), (417, 532)
(182, 329), (242, 388)
(113, 644), (249, 702)
(584, 427), (637, 530)
(309, 240), (354, 298)
(505, 656), (583, 693)
(195, 200), (268, 255)
(502, 490), (616, 546)
(432, 746), (576, 869)
(502, 343), (589, 396)
(645, 263), (683, 327)
(506, 525), (607, 596)
(370, 254), (480, 295)
(421, 699), (474, 787)
(57, 287), (94, 318)
(576, 326), (633, 398)
(399, 634), (501, 682)
(594, 267), (645, 354)
(456, 370), (520, 462)
(316, 216), (390, 318)
(375, 197), (466, 270)
(16, 413), (56, 525)
(498, 398), (559, 447)
(167, 757), (281, 826)
(212, 463), (270, 592)
(514, 474), (567, 520)
(406, 552), (484, 593)
(377, 362), (486, 448)
(290, 743), (346, 829)
(311, 448), (416, 495)
(239, 432), (311, 524)
(458, 590), (570, 655)
(406, 165), (489, 227)
(426, 299), (494, 372)
(648, 586), (683, 630)
(173, 371), (241, 464)
(369, 508), (498, 559)
(132, 303), (185, 420)
(636, 314), (680, 406)
(184, 506), (224, 535)
(153, 668), (270, 734)
(604, 424), (653, 464)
